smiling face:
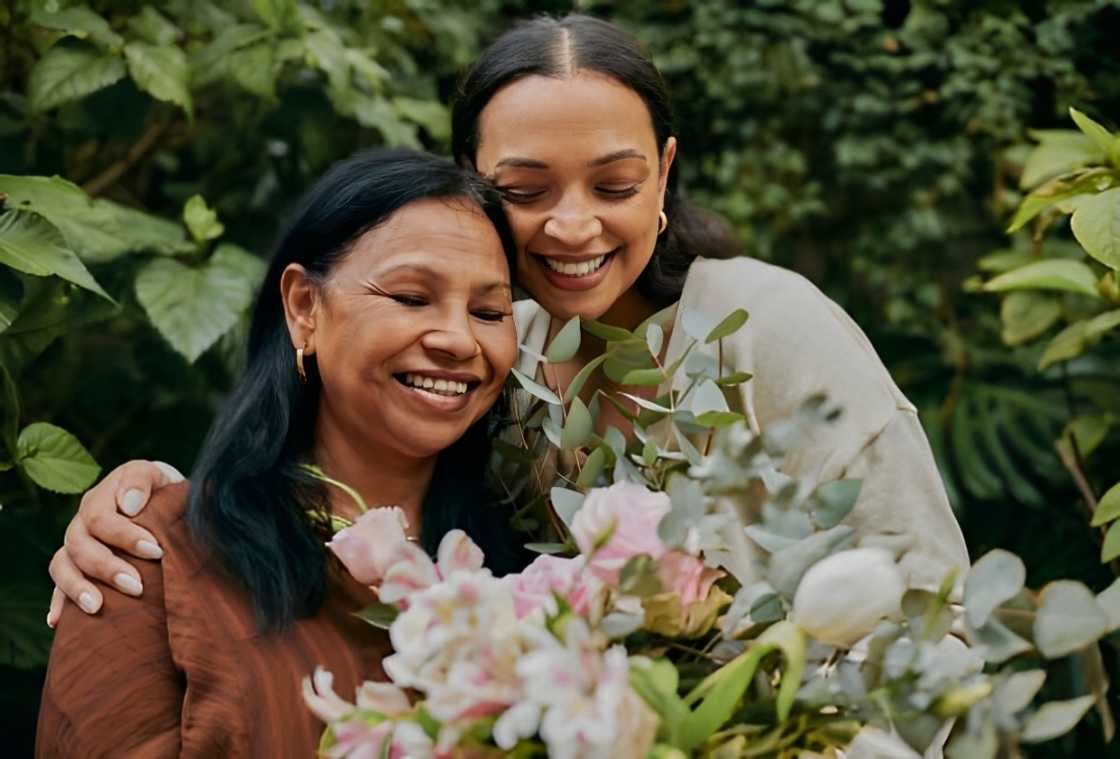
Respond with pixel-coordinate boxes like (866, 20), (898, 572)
(474, 72), (676, 324)
(286, 197), (516, 464)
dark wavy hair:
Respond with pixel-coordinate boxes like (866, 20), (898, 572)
(451, 14), (738, 307)
(187, 148), (527, 630)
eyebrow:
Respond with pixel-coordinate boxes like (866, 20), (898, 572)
(373, 263), (512, 295)
(493, 148), (647, 171)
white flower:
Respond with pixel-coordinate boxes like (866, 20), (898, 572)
(791, 548), (905, 648)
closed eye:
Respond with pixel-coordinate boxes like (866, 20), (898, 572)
(473, 310), (509, 323)
(598, 184), (641, 199)
(497, 187), (545, 204)
(390, 294), (428, 307)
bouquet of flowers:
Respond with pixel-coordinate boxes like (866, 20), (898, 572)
(305, 308), (1118, 758)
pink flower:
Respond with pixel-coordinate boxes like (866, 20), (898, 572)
(327, 507), (413, 585)
(569, 482), (671, 585)
(657, 551), (723, 606)
(510, 555), (603, 618)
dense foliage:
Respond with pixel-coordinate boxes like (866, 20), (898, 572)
(2, 0), (1119, 755)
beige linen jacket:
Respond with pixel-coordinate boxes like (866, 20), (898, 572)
(513, 256), (969, 594)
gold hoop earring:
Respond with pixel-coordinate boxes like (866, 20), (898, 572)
(296, 346), (308, 383)
(657, 211), (668, 235)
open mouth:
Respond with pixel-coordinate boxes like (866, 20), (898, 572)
(393, 373), (479, 398)
(536, 250), (617, 279)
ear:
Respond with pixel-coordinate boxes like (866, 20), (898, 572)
(657, 136), (678, 201)
(280, 264), (321, 354)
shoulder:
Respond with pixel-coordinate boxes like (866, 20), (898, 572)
(683, 256), (831, 316)
(132, 481), (197, 562)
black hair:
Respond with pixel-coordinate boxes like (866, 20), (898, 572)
(188, 148), (527, 630)
(451, 14), (738, 307)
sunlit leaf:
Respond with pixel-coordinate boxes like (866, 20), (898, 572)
(1020, 131), (1104, 188)
(182, 195), (224, 243)
(16, 422), (99, 493)
(1069, 108), (1116, 157)
(1006, 168), (1115, 233)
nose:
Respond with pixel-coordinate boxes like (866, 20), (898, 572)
(544, 194), (602, 247)
(420, 309), (481, 361)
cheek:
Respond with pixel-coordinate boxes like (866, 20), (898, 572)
(481, 323), (518, 382)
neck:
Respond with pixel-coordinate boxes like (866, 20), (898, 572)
(310, 421), (434, 538)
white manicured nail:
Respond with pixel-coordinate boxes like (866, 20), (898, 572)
(78, 592), (100, 613)
(153, 461), (185, 483)
(120, 489), (145, 516)
(114, 573), (143, 596)
(136, 540), (163, 559)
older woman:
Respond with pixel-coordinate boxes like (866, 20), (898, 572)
(37, 149), (525, 757)
(47, 15), (966, 621)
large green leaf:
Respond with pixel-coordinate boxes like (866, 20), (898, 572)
(983, 259), (1100, 297)
(28, 44), (126, 112)
(135, 243), (264, 362)
(30, 5), (123, 49)
(0, 174), (189, 262)
(16, 422), (100, 493)
(0, 211), (109, 299)
(1070, 187), (1120, 270)
(124, 42), (192, 117)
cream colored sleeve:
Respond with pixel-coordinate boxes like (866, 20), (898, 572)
(681, 258), (969, 592)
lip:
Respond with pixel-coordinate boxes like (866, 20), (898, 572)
(532, 249), (617, 292)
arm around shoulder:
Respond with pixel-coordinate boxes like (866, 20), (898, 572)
(36, 486), (190, 758)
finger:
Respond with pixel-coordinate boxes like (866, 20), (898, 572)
(65, 517), (147, 596)
(109, 460), (171, 517)
(47, 587), (64, 628)
(85, 506), (164, 560)
(49, 548), (104, 615)
(151, 460), (186, 484)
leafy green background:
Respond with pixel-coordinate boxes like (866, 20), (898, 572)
(2, 0), (1120, 755)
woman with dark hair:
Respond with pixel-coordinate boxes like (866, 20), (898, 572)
(48, 15), (966, 619)
(36, 148), (523, 756)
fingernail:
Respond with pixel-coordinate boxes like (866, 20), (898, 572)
(114, 573), (143, 596)
(120, 489), (145, 516)
(136, 539), (164, 559)
(78, 592), (100, 614)
(153, 461), (185, 483)
(46, 612), (56, 628)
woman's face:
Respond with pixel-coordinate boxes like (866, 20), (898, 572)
(474, 72), (676, 323)
(289, 198), (516, 463)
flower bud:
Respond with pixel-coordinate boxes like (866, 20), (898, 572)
(791, 548), (905, 648)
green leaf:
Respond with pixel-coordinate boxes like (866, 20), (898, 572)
(545, 316), (581, 363)
(1070, 187), (1120, 270)
(1034, 580), (1109, 657)
(582, 320), (633, 342)
(1021, 132), (1104, 189)
(182, 195), (224, 243)
(1097, 577), (1120, 632)
(28, 44), (126, 112)
(510, 367), (561, 405)
(769, 525), (856, 599)
(561, 397), (593, 450)
(968, 614), (1032, 664)
(1058, 414), (1113, 463)
(229, 41), (278, 99)
(251, 0), (301, 32)
(993, 670), (1046, 718)
(550, 487), (584, 530)
(0, 174), (189, 262)
(1021, 695), (1097, 744)
(1000, 292), (1062, 346)
(0, 211), (110, 299)
(619, 392), (671, 414)
(15, 422), (100, 493)
(983, 259), (1100, 297)
(619, 554), (664, 597)
(811, 479), (862, 528)
(127, 7), (180, 46)
(1006, 168), (1116, 233)
(704, 308), (749, 343)
(1069, 108), (1116, 157)
(645, 322), (664, 356)
(620, 367), (666, 386)
(689, 379), (729, 416)
(693, 411), (744, 428)
(964, 549), (1026, 628)
(629, 660), (690, 745)
(1039, 310), (1120, 369)
(352, 601), (398, 629)
(715, 371), (753, 387)
(1102, 522), (1120, 563)
(124, 42), (192, 117)
(0, 362), (19, 445)
(563, 353), (607, 403)
(30, 5), (123, 49)
(575, 445), (608, 489)
(0, 267), (22, 334)
(135, 243), (264, 362)
(1090, 482), (1120, 527)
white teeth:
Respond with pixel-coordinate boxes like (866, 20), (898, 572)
(402, 374), (469, 396)
(543, 254), (607, 277)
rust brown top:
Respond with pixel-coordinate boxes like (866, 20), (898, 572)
(37, 482), (391, 758)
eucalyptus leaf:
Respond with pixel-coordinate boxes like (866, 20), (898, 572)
(1033, 580), (1109, 658)
(510, 367), (561, 405)
(562, 353), (607, 402)
(619, 554), (664, 597)
(560, 397), (593, 450)
(575, 445), (608, 489)
(768, 525), (856, 599)
(540, 416), (561, 448)
(982, 259), (1100, 297)
(680, 307), (717, 342)
(673, 424), (704, 467)
(1070, 187), (1120, 270)
(352, 601), (398, 629)
(620, 367), (666, 387)
(545, 316), (581, 363)
(135, 243), (264, 362)
(964, 549), (1026, 629)
(968, 614), (1033, 664)
(582, 320), (633, 342)
(16, 422), (100, 493)
(811, 479), (862, 528)
(690, 379), (729, 416)
(550, 487), (584, 530)
(0, 211), (110, 300)
(992, 670), (1046, 718)
(705, 308), (749, 343)
(619, 392), (671, 414)
(1020, 695), (1097, 743)
(28, 45), (126, 113)
(715, 371), (753, 387)
(525, 542), (568, 555)
(694, 411), (744, 429)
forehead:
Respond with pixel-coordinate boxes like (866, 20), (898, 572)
(476, 72), (659, 162)
(339, 197), (508, 276)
